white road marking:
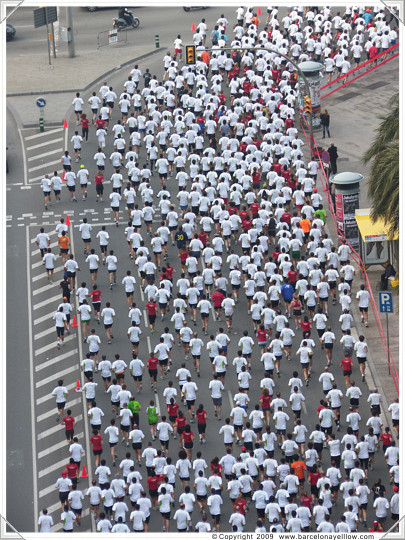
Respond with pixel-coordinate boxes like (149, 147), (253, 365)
(34, 361), (76, 385)
(32, 266), (63, 282)
(27, 137), (63, 151)
(28, 148), (64, 162)
(32, 280), (60, 296)
(29, 170), (64, 183)
(26, 227), (39, 529)
(144, 310), (148, 327)
(34, 293), (61, 310)
(24, 127), (64, 140)
(37, 397), (82, 423)
(18, 127), (28, 185)
(37, 415), (83, 441)
(31, 240), (58, 255)
(28, 159), (61, 173)
(34, 326), (55, 340)
(34, 312), (53, 326)
(36, 382), (77, 405)
(38, 484), (56, 499)
(20, 186), (32, 189)
(36, 349), (79, 372)
(38, 457), (73, 478)
(38, 432), (84, 460)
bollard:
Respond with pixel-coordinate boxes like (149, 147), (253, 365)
(39, 116), (45, 132)
(155, 34), (159, 48)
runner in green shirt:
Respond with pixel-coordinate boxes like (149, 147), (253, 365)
(128, 397), (141, 427)
(315, 204), (327, 223)
(146, 400), (158, 440)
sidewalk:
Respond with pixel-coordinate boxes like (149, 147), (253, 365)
(310, 56), (400, 427)
(6, 44), (160, 127)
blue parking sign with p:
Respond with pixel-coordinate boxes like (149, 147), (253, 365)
(379, 291), (393, 313)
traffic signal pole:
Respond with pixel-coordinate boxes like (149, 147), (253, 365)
(185, 45), (315, 152)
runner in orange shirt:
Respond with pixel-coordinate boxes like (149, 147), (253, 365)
(299, 218), (311, 246)
(291, 454), (307, 494)
(58, 231), (71, 264)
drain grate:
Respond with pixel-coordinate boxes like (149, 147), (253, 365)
(365, 81), (390, 90)
(334, 92), (361, 101)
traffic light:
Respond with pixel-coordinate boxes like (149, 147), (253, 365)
(185, 45), (196, 65)
(304, 95), (312, 115)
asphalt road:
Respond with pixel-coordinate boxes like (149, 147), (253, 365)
(6, 5), (397, 534)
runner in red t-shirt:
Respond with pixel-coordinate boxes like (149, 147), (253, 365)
(381, 428), (393, 453)
(300, 492), (313, 510)
(250, 202), (260, 218)
(211, 289), (225, 320)
(80, 114), (89, 142)
(234, 495), (247, 513)
(340, 357), (354, 388)
(167, 399), (180, 428)
(196, 404), (207, 444)
(146, 472), (160, 508)
(182, 425), (194, 459)
(94, 171), (104, 202)
(90, 430), (103, 467)
(145, 299), (157, 332)
(147, 355), (159, 392)
(308, 468), (321, 501)
(61, 409), (76, 443)
(90, 285), (102, 322)
(257, 325), (269, 353)
(239, 208), (249, 222)
(175, 412), (187, 444)
(64, 458), (79, 487)
(198, 231), (208, 246)
(300, 317), (312, 339)
(260, 388), (271, 426)
(287, 269), (298, 288)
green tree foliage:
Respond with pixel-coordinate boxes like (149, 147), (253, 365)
(362, 93), (399, 237)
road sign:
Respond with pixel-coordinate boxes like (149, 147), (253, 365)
(36, 97), (46, 108)
(322, 150), (330, 163)
(379, 291), (393, 313)
(33, 7), (57, 28)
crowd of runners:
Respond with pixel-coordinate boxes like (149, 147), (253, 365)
(36, 4), (400, 534)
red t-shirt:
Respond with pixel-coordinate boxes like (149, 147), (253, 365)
(272, 250), (281, 261)
(146, 302), (157, 315)
(281, 212), (291, 224)
(90, 435), (103, 451)
(196, 410), (207, 424)
(380, 433), (393, 446)
(147, 476), (159, 491)
(239, 210), (249, 222)
(165, 266), (174, 280)
(147, 356), (158, 370)
(176, 416), (187, 428)
(227, 205), (238, 216)
(287, 270), (298, 284)
(242, 219), (252, 230)
(182, 431), (194, 443)
(65, 463), (79, 479)
(81, 118), (90, 129)
(285, 118), (294, 129)
(300, 321), (312, 333)
(260, 395), (271, 408)
(251, 173), (260, 186)
(168, 403), (179, 417)
(179, 251), (188, 263)
(234, 499), (247, 514)
(340, 358), (353, 372)
(91, 290), (101, 303)
(95, 174), (104, 185)
(300, 495), (312, 509)
(212, 291), (225, 308)
(198, 232), (208, 246)
(308, 471), (321, 486)
(317, 404), (326, 415)
(62, 416), (75, 431)
(250, 203), (260, 215)
(272, 163), (282, 175)
(257, 329), (268, 343)
(95, 119), (106, 130)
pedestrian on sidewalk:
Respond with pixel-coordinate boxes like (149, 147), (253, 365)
(320, 110), (330, 138)
(327, 143), (339, 175)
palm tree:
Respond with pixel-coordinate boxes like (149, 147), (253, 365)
(362, 93), (399, 237)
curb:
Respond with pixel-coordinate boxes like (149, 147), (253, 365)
(6, 47), (161, 98)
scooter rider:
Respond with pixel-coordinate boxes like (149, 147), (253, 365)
(118, 6), (133, 27)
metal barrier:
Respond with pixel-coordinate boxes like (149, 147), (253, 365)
(97, 28), (127, 49)
(299, 112), (400, 394)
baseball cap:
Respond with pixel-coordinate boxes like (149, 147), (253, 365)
(63, 296), (67, 301)
(80, 164), (84, 169)
(62, 470), (67, 477)
(392, 486), (399, 492)
(241, 446), (246, 451)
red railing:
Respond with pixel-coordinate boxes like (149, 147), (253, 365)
(320, 43), (399, 99)
(298, 114), (399, 394)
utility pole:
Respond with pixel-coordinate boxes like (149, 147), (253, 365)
(66, 6), (75, 58)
